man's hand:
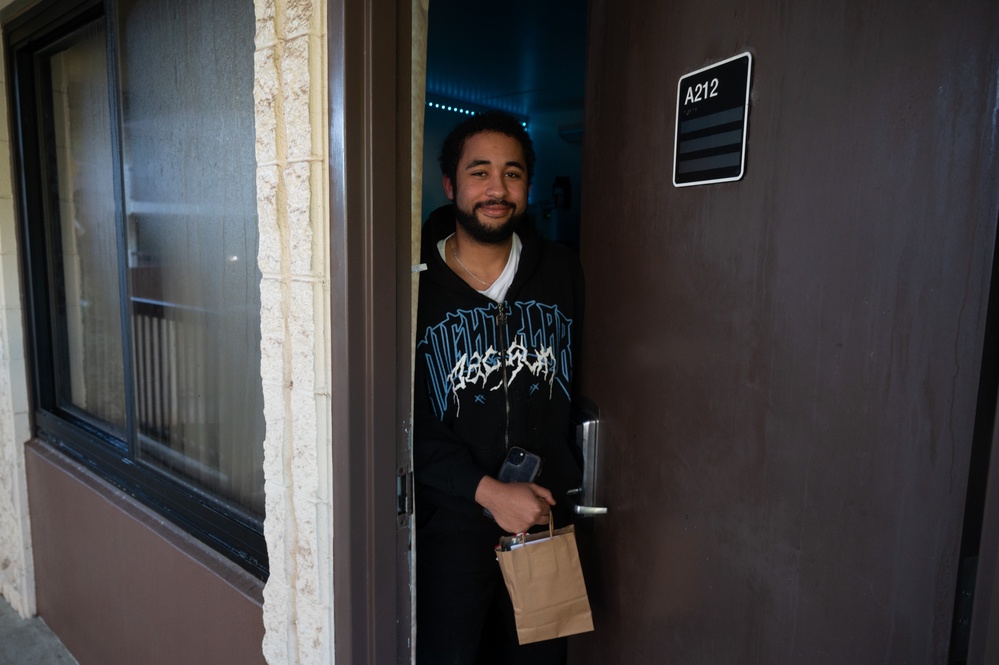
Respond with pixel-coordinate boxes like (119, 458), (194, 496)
(475, 475), (555, 534)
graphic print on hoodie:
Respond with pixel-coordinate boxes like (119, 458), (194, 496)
(418, 299), (574, 421)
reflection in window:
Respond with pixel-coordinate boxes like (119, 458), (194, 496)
(118, 0), (264, 517)
(51, 21), (126, 433)
(19, 0), (265, 549)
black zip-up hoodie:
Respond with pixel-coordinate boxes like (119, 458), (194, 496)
(414, 204), (585, 525)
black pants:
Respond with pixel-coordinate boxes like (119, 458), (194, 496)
(416, 506), (568, 665)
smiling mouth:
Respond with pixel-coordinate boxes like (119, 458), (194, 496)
(475, 199), (514, 215)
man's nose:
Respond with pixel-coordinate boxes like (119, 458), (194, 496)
(485, 173), (507, 197)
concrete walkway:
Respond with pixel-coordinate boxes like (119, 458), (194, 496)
(0, 597), (77, 665)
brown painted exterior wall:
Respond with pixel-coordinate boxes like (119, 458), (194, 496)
(25, 441), (266, 665)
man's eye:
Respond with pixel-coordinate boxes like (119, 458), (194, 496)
(505, 172), (521, 179)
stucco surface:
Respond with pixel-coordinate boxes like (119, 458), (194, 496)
(254, 1), (334, 664)
(0, 35), (35, 620)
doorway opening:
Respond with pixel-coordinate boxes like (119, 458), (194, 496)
(408, 1), (590, 660)
(421, 0), (588, 252)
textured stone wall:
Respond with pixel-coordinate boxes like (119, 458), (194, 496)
(253, 1), (335, 664)
(0, 32), (36, 619)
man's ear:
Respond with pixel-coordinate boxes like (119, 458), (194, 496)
(442, 175), (455, 201)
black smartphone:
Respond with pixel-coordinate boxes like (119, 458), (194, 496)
(497, 446), (542, 484)
(484, 447), (543, 521)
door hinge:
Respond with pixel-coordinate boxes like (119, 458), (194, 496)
(397, 466), (413, 527)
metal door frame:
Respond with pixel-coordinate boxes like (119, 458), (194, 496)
(329, 0), (419, 662)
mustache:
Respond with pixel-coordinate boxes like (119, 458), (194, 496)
(474, 199), (514, 210)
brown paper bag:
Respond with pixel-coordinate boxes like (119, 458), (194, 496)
(495, 523), (594, 645)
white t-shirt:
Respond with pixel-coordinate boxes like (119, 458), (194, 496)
(438, 232), (522, 303)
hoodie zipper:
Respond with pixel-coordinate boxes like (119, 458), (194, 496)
(496, 301), (511, 452)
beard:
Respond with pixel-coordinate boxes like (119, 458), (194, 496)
(453, 198), (524, 245)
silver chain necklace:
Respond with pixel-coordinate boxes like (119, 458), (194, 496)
(449, 235), (493, 287)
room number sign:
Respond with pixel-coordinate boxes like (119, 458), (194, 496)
(673, 52), (753, 187)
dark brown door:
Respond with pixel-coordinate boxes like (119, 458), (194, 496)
(570, 1), (999, 662)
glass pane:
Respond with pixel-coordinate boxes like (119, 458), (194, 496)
(119, 0), (264, 518)
(49, 21), (127, 432)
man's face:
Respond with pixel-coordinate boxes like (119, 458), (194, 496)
(444, 131), (530, 244)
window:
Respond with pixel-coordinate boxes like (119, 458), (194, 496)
(7, 0), (266, 577)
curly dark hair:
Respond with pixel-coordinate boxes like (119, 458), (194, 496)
(438, 111), (536, 186)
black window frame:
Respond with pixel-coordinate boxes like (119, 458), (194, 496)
(5, 0), (268, 579)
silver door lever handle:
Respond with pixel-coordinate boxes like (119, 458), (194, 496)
(568, 488), (609, 515)
(571, 400), (608, 517)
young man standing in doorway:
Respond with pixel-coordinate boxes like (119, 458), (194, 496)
(413, 111), (585, 664)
